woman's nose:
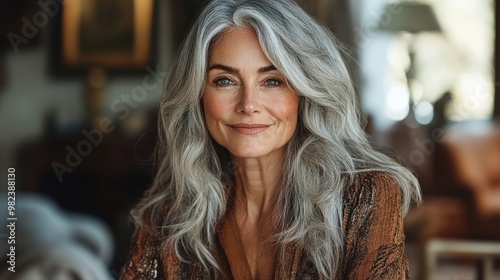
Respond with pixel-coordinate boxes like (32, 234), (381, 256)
(236, 85), (261, 114)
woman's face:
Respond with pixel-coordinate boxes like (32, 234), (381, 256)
(203, 28), (299, 159)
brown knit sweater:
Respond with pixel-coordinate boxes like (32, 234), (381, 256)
(121, 172), (409, 279)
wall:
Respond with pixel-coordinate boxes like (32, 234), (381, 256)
(0, 0), (173, 188)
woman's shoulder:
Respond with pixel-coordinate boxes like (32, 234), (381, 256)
(340, 171), (409, 279)
(342, 171), (404, 224)
(343, 171), (401, 204)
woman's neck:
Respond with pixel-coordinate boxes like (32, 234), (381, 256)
(231, 147), (285, 221)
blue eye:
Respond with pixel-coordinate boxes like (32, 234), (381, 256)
(265, 78), (282, 87)
(214, 77), (234, 87)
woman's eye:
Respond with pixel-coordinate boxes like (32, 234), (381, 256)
(264, 78), (283, 87)
(214, 77), (234, 87)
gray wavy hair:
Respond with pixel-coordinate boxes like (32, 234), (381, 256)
(131, 0), (421, 277)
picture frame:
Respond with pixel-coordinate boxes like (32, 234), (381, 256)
(61, 0), (154, 70)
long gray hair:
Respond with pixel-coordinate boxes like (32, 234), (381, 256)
(132, 0), (421, 277)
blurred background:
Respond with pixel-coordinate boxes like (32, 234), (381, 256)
(0, 0), (499, 279)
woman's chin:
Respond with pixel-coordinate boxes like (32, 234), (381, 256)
(226, 145), (286, 160)
(228, 150), (268, 159)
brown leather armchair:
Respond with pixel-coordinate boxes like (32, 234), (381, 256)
(433, 121), (500, 240)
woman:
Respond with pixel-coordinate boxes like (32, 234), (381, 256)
(122, 0), (421, 279)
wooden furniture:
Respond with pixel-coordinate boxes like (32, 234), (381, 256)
(404, 121), (500, 279)
(16, 129), (156, 272)
(433, 121), (500, 240)
(426, 239), (500, 280)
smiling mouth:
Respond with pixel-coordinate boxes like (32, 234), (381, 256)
(228, 123), (271, 134)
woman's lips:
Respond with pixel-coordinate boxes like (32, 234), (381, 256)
(228, 123), (270, 134)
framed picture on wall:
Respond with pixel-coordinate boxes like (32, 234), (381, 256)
(61, 0), (154, 70)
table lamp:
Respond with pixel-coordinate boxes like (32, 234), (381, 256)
(377, 1), (442, 124)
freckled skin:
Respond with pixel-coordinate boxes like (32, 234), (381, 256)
(202, 28), (299, 160)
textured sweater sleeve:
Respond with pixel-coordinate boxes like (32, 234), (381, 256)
(341, 172), (409, 280)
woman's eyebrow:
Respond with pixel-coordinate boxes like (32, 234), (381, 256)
(208, 64), (238, 73)
(258, 65), (276, 73)
(207, 64), (276, 74)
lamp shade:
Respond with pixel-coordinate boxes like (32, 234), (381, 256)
(378, 2), (441, 33)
